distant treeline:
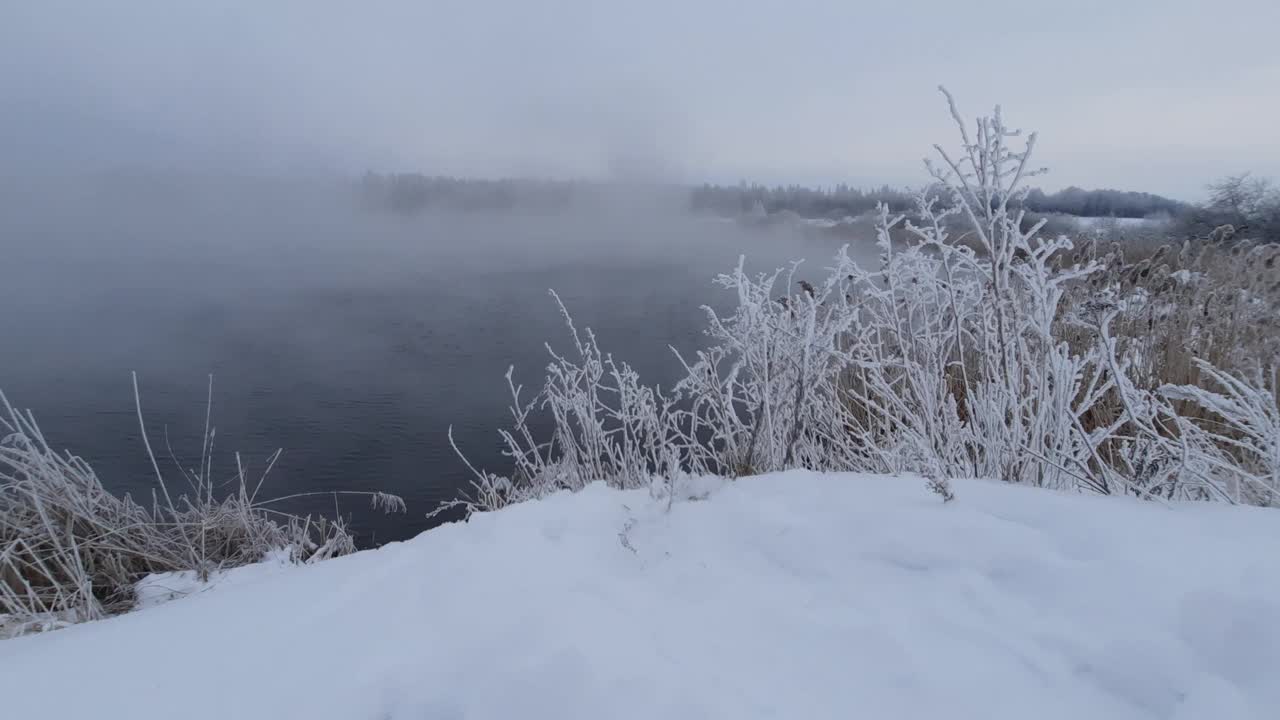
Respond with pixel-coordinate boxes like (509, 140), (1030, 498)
(360, 172), (579, 213)
(690, 183), (1190, 220)
(1181, 174), (1280, 244)
(360, 171), (1277, 244)
(1024, 187), (1188, 219)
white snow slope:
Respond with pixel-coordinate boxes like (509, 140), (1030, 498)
(2, 471), (1278, 720)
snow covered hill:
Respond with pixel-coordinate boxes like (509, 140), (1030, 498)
(2, 472), (1278, 719)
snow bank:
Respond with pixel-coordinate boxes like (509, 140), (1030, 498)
(2, 472), (1278, 719)
(131, 549), (297, 611)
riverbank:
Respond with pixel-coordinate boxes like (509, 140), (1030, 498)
(2, 470), (1277, 719)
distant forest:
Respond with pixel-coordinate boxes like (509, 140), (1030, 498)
(362, 173), (1187, 221)
(689, 183), (1190, 220)
(359, 172), (578, 213)
(359, 172), (1279, 243)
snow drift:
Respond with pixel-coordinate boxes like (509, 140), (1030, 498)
(1, 471), (1277, 719)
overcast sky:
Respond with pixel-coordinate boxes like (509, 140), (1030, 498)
(3, 0), (1278, 199)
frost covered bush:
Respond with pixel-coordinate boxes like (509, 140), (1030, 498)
(454, 88), (1279, 513)
(1060, 234), (1280, 390)
(0, 377), (404, 638)
(1053, 220), (1279, 501)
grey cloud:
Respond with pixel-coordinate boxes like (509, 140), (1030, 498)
(2, 0), (1277, 198)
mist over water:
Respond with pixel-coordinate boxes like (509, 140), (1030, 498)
(0, 176), (869, 542)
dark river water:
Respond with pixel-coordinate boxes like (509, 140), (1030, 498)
(0, 177), (870, 544)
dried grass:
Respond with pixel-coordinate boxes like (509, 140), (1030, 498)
(0, 376), (404, 638)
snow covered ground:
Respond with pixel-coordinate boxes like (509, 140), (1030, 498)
(2, 471), (1278, 719)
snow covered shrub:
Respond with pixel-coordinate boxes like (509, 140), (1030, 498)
(822, 91), (1119, 491)
(1061, 235), (1280, 390)
(0, 378), (404, 637)
(1051, 222), (1279, 502)
(438, 293), (717, 514)
(1160, 363), (1280, 505)
(674, 259), (873, 475)
(452, 88), (1277, 514)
